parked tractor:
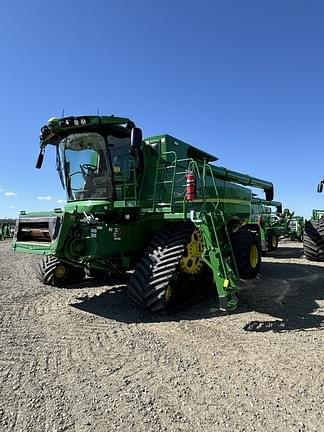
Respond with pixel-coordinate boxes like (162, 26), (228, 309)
(287, 216), (304, 241)
(0, 223), (13, 241)
(250, 198), (282, 252)
(12, 115), (276, 313)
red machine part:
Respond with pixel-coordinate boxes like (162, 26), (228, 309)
(186, 170), (196, 201)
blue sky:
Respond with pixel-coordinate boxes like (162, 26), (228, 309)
(0, 0), (323, 218)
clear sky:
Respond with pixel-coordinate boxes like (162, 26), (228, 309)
(0, 0), (323, 218)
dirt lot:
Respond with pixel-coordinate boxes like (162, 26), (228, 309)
(0, 240), (323, 432)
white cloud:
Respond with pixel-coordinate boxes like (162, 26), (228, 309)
(0, 188), (3, 192)
(37, 196), (53, 201)
(5, 192), (18, 197)
(9, 206), (16, 209)
(56, 199), (66, 204)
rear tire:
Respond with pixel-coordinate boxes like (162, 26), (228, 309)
(303, 219), (324, 261)
(231, 230), (261, 278)
(267, 231), (279, 252)
(36, 255), (84, 286)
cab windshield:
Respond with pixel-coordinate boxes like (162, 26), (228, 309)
(57, 132), (132, 201)
(58, 132), (113, 201)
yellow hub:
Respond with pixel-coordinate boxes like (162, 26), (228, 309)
(271, 235), (277, 248)
(179, 229), (204, 274)
(54, 265), (67, 279)
(249, 245), (259, 268)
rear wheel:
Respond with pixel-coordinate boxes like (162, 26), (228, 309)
(36, 255), (84, 286)
(267, 231), (279, 251)
(128, 222), (212, 313)
(303, 219), (324, 261)
(231, 230), (261, 278)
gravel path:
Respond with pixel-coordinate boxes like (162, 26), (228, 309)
(0, 240), (323, 432)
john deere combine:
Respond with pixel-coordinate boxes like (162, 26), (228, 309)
(250, 198), (282, 252)
(12, 115), (275, 313)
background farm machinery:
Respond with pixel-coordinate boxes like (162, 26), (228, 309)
(303, 177), (324, 261)
(250, 198), (282, 252)
(0, 222), (13, 241)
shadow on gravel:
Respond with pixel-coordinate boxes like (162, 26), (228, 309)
(69, 271), (222, 323)
(63, 273), (131, 289)
(69, 260), (324, 329)
(242, 261), (324, 333)
(70, 284), (220, 324)
(265, 246), (304, 259)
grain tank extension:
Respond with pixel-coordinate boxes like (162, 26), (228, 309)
(13, 115), (275, 313)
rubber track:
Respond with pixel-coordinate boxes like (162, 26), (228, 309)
(304, 219), (324, 261)
(36, 255), (84, 286)
(128, 222), (194, 312)
(36, 255), (63, 286)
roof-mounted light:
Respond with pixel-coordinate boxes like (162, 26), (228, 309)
(57, 116), (89, 127)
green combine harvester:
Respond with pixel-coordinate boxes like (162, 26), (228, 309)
(12, 115), (276, 313)
(250, 198), (282, 252)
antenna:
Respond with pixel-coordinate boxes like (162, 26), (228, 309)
(97, 108), (100, 116)
(61, 108), (65, 117)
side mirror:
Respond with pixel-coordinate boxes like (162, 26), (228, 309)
(131, 127), (142, 149)
(36, 152), (44, 169)
(317, 182), (323, 193)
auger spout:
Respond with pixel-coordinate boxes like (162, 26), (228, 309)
(212, 167), (274, 201)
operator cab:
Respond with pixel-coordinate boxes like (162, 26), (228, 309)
(36, 115), (143, 202)
(58, 132), (111, 200)
(57, 132), (133, 201)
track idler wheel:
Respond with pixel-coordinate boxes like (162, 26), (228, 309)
(36, 255), (84, 286)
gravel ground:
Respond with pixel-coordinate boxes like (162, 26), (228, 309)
(0, 240), (323, 432)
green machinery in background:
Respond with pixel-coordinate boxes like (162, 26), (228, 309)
(310, 209), (324, 220)
(0, 223), (13, 241)
(250, 198), (282, 252)
(303, 180), (324, 260)
(251, 203), (304, 245)
(287, 215), (304, 241)
(303, 178), (324, 261)
(12, 115), (277, 313)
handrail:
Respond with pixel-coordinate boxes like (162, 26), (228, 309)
(152, 152), (222, 214)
